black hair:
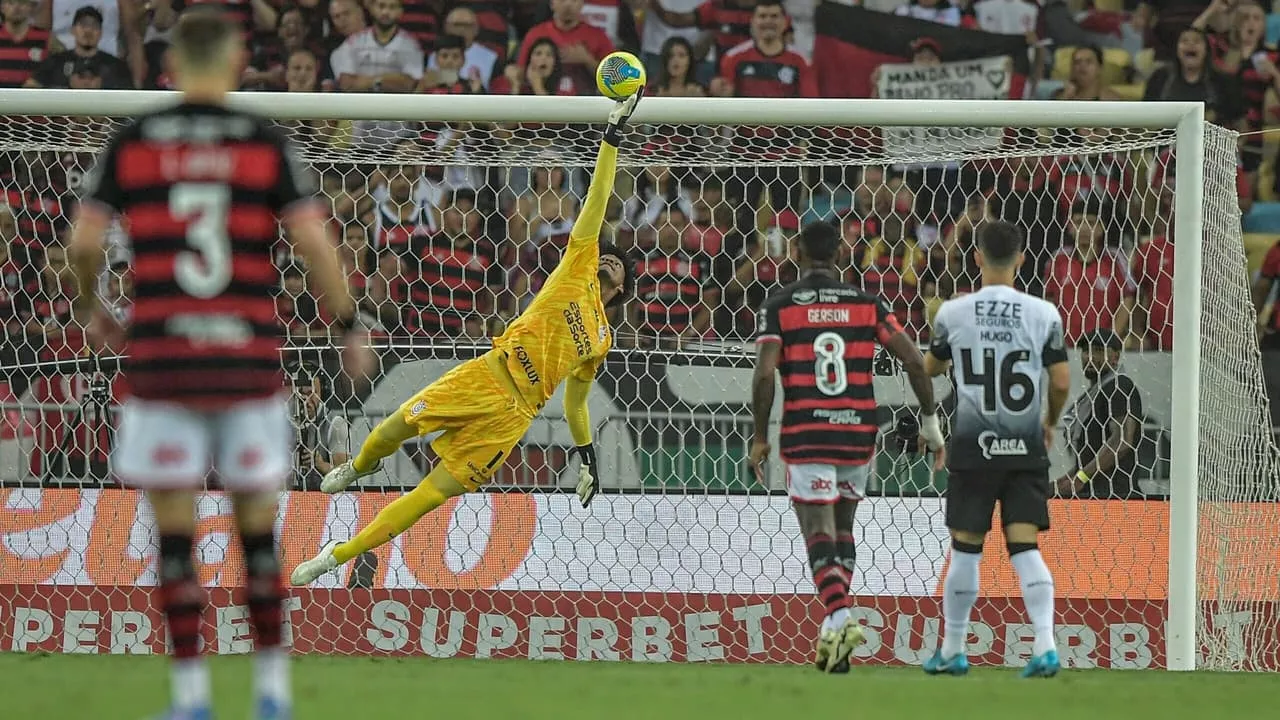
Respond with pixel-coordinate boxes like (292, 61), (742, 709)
(1075, 44), (1103, 66)
(976, 220), (1024, 266)
(435, 33), (465, 53)
(657, 35), (697, 89)
(754, 0), (785, 13)
(599, 242), (634, 309)
(797, 221), (839, 264)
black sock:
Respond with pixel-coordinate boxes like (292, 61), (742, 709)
(241, 532), (284, 649)
(158, 533), (203, 660)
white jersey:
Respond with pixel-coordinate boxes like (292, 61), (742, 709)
(52, 0), (121, 56)
(929, 284), (1067, 470)
(329, 27), (424, 81)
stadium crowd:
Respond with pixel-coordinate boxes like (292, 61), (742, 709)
(2, 0), (1280, 483)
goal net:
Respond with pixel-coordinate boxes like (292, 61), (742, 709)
(0, 93), (1275, 671)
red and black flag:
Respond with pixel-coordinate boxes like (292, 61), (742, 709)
(812, 4), (1031, 99)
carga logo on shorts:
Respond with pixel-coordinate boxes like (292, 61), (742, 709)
(513, 346), (540, 385)
(977, 430), (1028, 460)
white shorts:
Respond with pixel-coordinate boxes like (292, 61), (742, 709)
(113, 395), (293, 492)
(786, 463), (871, 504)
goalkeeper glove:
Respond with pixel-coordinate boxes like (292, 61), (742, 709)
(603, 89), (643, 146)
(574, 444), (600, 508)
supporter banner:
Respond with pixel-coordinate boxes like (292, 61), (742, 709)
(812, 3), (1029, 99)
(3, 490), (1279, 602)
(875, 56), (1013, 157)
(3, 585), (1278, 669)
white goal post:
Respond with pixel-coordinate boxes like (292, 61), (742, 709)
(0, 89), (1271, 672)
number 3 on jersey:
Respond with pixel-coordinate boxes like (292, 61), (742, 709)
(170, 183), (232, 299)
(813, 331), (847, 397)
(959, 347), (1033, 414)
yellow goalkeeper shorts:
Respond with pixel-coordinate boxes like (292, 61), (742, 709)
(399, 354), (535, 491)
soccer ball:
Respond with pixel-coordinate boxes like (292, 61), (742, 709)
(596, 51), (646, 100)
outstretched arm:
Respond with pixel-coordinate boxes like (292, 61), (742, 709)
(568, 92), (643, 247)
(567, 369), (603, 508)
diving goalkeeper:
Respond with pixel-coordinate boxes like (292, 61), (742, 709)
(290, 94), (642, 586)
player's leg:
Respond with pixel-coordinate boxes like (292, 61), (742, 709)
(787, 463), (861, 672)
(231, 491), (291, 718)
(1002, 470), (1059, 678)
(215, 395), (296, 718)
(147, 490), (211, 719)
(113, 399), (212, 719)
(925, 470), (996, 676)
(333, 461), (467, 563)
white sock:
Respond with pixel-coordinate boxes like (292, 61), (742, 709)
(171, 658), (211, 710)
(941, 549), (981, 658)
(1011, 548), (1057, 657)
(829, 607), (850, 628)
(255, 647), (292, 703)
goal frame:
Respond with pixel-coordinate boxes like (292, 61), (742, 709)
(0, 89), (1207, 671)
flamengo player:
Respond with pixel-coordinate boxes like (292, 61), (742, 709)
(289, 92), (642, 586)
(748, 221), (944, 673)
(67, 10), (370, 720)
(921, 221), (1071, 678)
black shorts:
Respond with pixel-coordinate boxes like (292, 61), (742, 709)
(945, 468), (1051, 534)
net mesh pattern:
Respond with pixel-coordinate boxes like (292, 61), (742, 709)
(0, 111), (1274, 670)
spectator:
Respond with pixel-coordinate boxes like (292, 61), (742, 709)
(894, 0), (963, 27)
(937, 194), (992, 296)
(397, 0), (441, 51)
(277, 263), (330, 345)
(494, 36), (580, 94)
(372, 164), (435, 255)
(0, 0), (54, 88)
(25, 6), (130, 88)
(330, 0), (423, 93)
(139, 0), (177, 88)
(651, 35), (704, 96)
(0, 207), (39, 395)
(638, 0), (701, 82)
(1058, 329), (1145, 500)
(1142, 27), (1241, 126)
(727, 215), (796, 337)
(632, 204), (717, 343)
(1252, 239), (1280, 350)
(1053, 45), (1123, 100)
(420, 33), (484, 92)
(619, 164), (694, 247)
(650, 0), (787, 74)
(103, 258), (131, 324)
(287, 360), (352, 491)
(860, 214), (927, 333)
(324, 0), (367, 56)
(427, 6), (498, 89)
(285, 47), (320, 91)
(41, 0), (144, 86)
(401, 189), (503, 338)
(243, 5), (321, 91)
(579, 0), (642, 51)
(517, 0), (614, 92)
(1194, 0), (1277, 198)
(510, 164), (578, 307)
(986, 156), (1063, 297)
(1043, 199), (1136, 346)
(1131, 227), (1175, 351)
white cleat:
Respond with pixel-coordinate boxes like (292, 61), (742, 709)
(290, 539), (342, 586)
(320, 459), (381, 494)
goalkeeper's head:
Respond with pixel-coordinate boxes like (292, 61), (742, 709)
(975, 220), (1025, 279)
(598, 243), (634, 310)
(168, 8), (245, 98)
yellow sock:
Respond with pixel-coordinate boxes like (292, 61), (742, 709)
(333, 481), (448, 564)
(352, 415), (416, 473)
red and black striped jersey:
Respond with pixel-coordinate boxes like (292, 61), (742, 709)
(402, 235), (501, 336)
(81, 102), (319, 408)
(755, 271), (904, 465)
(634, 247), (711, 335)
(400, 0), (441, 50)
(0, 23), (50, 88)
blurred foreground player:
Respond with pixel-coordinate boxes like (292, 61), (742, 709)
(749, 221), (944, 673)
(289, 92), (643, 586)
(67, 10), (372, 719)
(920, 221), (1071, 678)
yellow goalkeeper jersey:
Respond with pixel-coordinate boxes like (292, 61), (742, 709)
(491, 142), (618, 411)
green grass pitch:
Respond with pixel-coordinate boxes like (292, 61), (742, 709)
(4, 654), (1274, 720)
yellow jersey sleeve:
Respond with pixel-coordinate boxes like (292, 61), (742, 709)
(491, 140), (619, 410)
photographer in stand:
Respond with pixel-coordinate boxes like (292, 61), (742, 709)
(288, 360), (352, 491)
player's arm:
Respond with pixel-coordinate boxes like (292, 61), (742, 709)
(567, 92), (642, 247)
(1042, 311), (1072, 439)
(567, 363), (603, 507)
(68, 133), (127, 324)
(748, 298), (782, 481)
